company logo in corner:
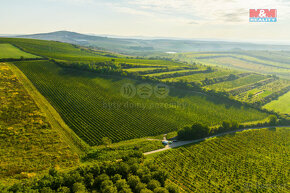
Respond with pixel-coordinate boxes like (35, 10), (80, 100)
(249, 9), (277, 22)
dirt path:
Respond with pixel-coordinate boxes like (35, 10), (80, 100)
(144, 125), (289, 155)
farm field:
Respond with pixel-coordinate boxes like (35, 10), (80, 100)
(263, 91), (290, 115)
(0, 43), (39, 59)
(171, 51), (290, 79)
(151, 127), (290, 192)
(12, 60), (269, 145)
(161, 69), (238, 84)
(235, 79), (290, 104)
(206, 74), (267, 91)
(0, 63), (78, 185)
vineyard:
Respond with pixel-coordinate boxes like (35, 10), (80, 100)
(151, 128), (290, 192)
(12, 60), (269, 145)
(0, 63), (78, 184)
(1, 38), (288, 109)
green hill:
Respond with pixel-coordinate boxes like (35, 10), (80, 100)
(17, 31), (290, 55)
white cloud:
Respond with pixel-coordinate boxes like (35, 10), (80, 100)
(103, 0), (290, 24)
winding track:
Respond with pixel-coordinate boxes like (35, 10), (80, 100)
(144, 125), (290, 155)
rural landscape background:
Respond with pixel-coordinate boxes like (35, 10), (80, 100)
(0, 0), (289, 192)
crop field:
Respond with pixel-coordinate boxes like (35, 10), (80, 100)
(0, 63), (78, 184)
(12, 60), (269, 145)
(206, 74), (267, 91)
(152, 128), (290, 192)
(0, 43), (39, 59)
(171, 51), (290, 79)
(235, 80), (290, 103)
(161, 69), (238, 84)
(263, 91), (290, 115)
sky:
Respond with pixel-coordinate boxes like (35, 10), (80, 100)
(1, 0), (290, 44)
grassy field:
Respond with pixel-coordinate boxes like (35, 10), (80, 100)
(151, 127), (290, 192)
(0, 63), (79, 185)
(13, 60), (269, 145)
(263, 91), (290, 115)
(0, 43), (39, 59)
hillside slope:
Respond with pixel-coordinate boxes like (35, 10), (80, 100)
(0, 63), (79, 184)
(17, 31), (290, 55)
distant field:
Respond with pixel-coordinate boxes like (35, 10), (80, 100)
(13, 60), (269, 145)
(152, 128), (290, 192)
(0, 63), (78, 184)
(263, 91), (290, 115)
(0, 38), (180, 67)
(0, 43), (39, 59)
(236, 79), (290, 104)
(172, 51), (290, 79)
(161, 69), (237, 83)
(206, 74), (266, 91)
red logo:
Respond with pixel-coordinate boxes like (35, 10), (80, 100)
(249, 9), (276, 18)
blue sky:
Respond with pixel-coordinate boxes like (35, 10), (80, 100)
(1, 0), (290, 43)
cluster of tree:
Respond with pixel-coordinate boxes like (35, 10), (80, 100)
(1, 153), (179, 193)
(201, 74), (239, 86)
(177, 124), (210, 140)
(177, 115), (283, 141)
(53, 60), (123, 75)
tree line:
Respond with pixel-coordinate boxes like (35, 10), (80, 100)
(1, 153), (179, 193)
(177, 115), (286, 141)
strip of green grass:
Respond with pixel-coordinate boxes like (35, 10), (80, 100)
(0, 43), (39, 59)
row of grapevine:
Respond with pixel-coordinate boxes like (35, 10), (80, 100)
(13, 60), (269, 145)
(152, 128), (289, 192)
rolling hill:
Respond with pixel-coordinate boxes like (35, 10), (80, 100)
(0, 37), (273, 146)
(17, 31), (290, 55)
